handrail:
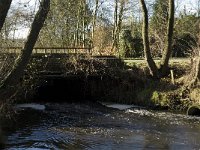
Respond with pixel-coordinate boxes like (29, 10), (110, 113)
(0, 46), (92, 54)
(0, 47), (91, 49)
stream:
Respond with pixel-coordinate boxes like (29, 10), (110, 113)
(1, 102), (200, 150)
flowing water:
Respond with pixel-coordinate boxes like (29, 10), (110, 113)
(2, 102), (200, 150)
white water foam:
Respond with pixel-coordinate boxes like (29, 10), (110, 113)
(15, 103), (46, 110)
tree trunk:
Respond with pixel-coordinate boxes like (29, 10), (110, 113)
(113, 0), (118, 39)
(92, 0), (99, 40)
(82, 0), (86, 48)
(186, 50), (200, 87)
(139, 0), (159, 78)
(112, 0), (125, 53)
(0, 0), (12, 32)
(111, 0), (118, 51)
(198, 0), (200, 17)
(0, 0), (50, 101)
(75, 1), (84, 47)
(185, 41), (200, 88)
(75, 9), (80, 47)
(117, 0), (125, 41)
(160, 0), (175, 76)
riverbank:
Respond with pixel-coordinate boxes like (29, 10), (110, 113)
(0, 55), (199, 115)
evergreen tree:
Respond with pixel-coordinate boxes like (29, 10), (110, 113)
(151, 0), (168, 34)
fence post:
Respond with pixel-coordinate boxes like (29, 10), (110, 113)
(170, 70), (175, 85)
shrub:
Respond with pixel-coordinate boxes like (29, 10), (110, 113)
(119, 30), (143, 58)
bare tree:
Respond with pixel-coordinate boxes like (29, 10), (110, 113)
(117, 0), (125, 40)
(0, 0), (50, 101)
(92, 0), (99, 40)
(139, 0), (158, 78)
(112, 0), (126, 52)
(139, 0), (175, 78)
(0, 0), (12, 32)
(198, 0), (200, 17)
(160, 0), (175, 76)
(74, 3), (81, 47)
(82, 0), (86, 48)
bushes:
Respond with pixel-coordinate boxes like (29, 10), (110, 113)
(172, 33), (197, 57)
(119, 30), (143, 58)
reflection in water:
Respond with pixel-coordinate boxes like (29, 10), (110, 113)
(2, 103), (200, 150)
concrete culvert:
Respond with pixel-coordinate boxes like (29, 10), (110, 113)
(187, 105), (200, 116)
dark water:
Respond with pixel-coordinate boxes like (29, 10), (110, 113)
(2, 103), (200, 150)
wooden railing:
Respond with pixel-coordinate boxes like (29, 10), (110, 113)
(0, 47), (92, 54)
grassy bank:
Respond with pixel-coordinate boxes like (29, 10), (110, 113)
(122, 58), (196, 109)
